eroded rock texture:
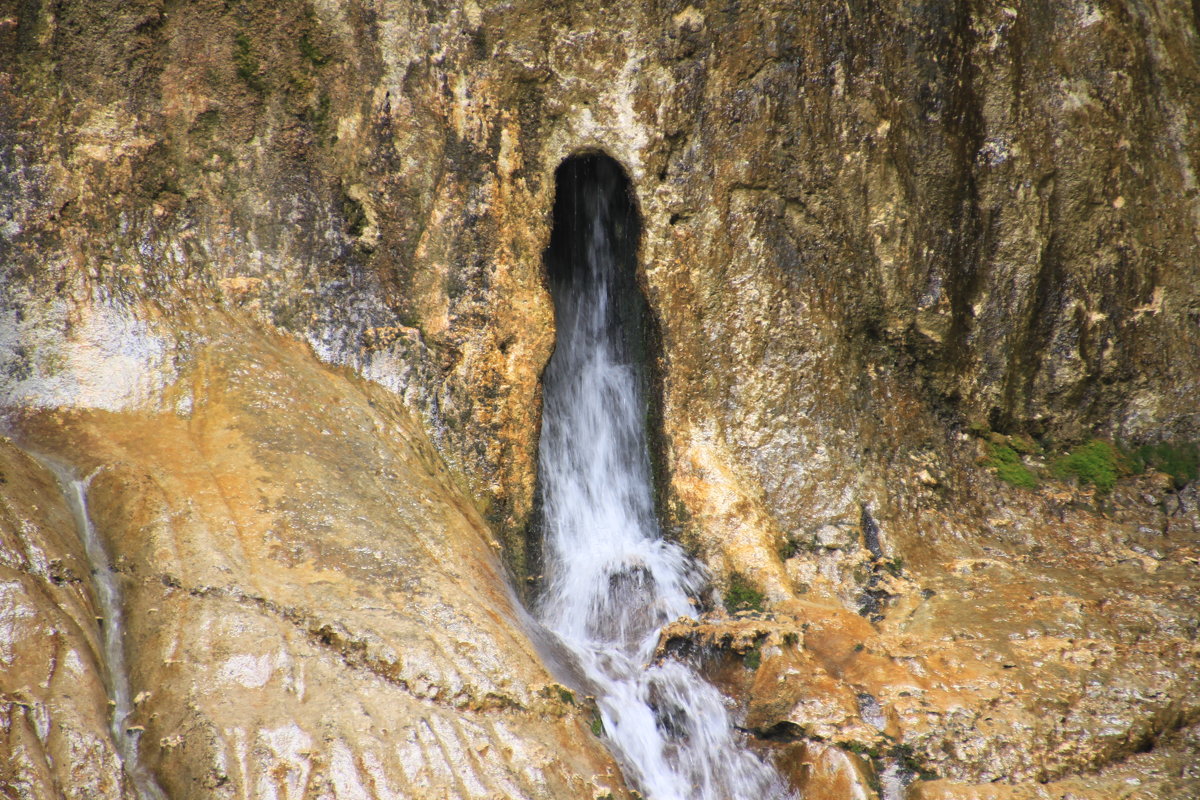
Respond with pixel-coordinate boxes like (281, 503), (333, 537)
(5, 317), (627, 799)
(0, 442), (137, 800)
(1, 0), (1198, 797)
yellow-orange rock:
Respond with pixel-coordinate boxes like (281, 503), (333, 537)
(8, 314), (627, 800)
(0, 440), (137, 799)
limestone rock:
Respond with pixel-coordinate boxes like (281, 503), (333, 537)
(1, 0), (1198, 796)
(0, 440), (137, 800)
(9, 317), (627, 800)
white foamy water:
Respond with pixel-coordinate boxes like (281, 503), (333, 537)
(536, 182), (794, 800)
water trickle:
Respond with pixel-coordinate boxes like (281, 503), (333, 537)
(535, 155), (794, 800)
(50, 463), (168, 800)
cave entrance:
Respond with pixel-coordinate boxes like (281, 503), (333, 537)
(524, 152), (660, 595)
(543, 153), (647, 364)
(530, 153), (792, 799)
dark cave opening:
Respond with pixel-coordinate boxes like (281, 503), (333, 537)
(522, 152), (666, 598)
(543, 153), (646, 357)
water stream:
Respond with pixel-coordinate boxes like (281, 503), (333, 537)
(535, 157), (794, 800)
(47, 462), (168, 800)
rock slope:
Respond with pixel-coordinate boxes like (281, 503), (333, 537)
(3, 316), (626, 799)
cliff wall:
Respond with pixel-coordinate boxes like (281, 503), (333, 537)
(1, 0), (1198, 797)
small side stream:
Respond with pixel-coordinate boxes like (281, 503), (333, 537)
(45, 460), (168, 800)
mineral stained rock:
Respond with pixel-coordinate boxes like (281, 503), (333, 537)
(5, 316), (627, 799)
(1, 0), (1198, 797)
(0, 441), (137, 800)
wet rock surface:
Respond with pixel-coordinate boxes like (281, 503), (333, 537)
(1, 0), (1198, 797)
(659, 470), (1200, 798)
(5, 317), (627, 799)
(4, 0), (1197, 563)
(0, 441), (137, 800)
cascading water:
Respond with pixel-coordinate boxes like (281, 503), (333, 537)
(47, 462), (168, 800)
(535, 155), (794, 800)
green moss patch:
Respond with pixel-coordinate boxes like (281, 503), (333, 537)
(984, 441), (1038, 489)
(724, 572), (765, 613)
(298, 31), (329, 66)
(743, 646), (761, 670)
(1132, 441), (1199, 489)
(234, 32), (266, 93)
(1051, 439), (1129, 493)
(891, 742), (939, 781)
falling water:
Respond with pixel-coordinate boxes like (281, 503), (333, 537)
(48, 463), (168, 800)
(535, 156), (793, 800)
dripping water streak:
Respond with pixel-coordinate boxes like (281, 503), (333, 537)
(48, 462), (168, 800)
(535, 159), (793, 800)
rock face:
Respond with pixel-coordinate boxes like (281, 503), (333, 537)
(1, 0), (1199, 798)
(0, 441), (137, 800)
(4, 316), (627, 799)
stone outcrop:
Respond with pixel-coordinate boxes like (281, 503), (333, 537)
(0, 441), (137, 800)
(3, 316), (627, 799)
(659, 468), (1200, 796)
(1, 0), (1198, 797)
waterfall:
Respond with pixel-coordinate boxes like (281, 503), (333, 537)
(535, 156), (793, 800)
(48, 462), (168, 800)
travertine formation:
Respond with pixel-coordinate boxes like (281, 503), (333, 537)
(2, 317), (627, 799)
(1, 0), (1198, 797)
(0, 442), (137, 800)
